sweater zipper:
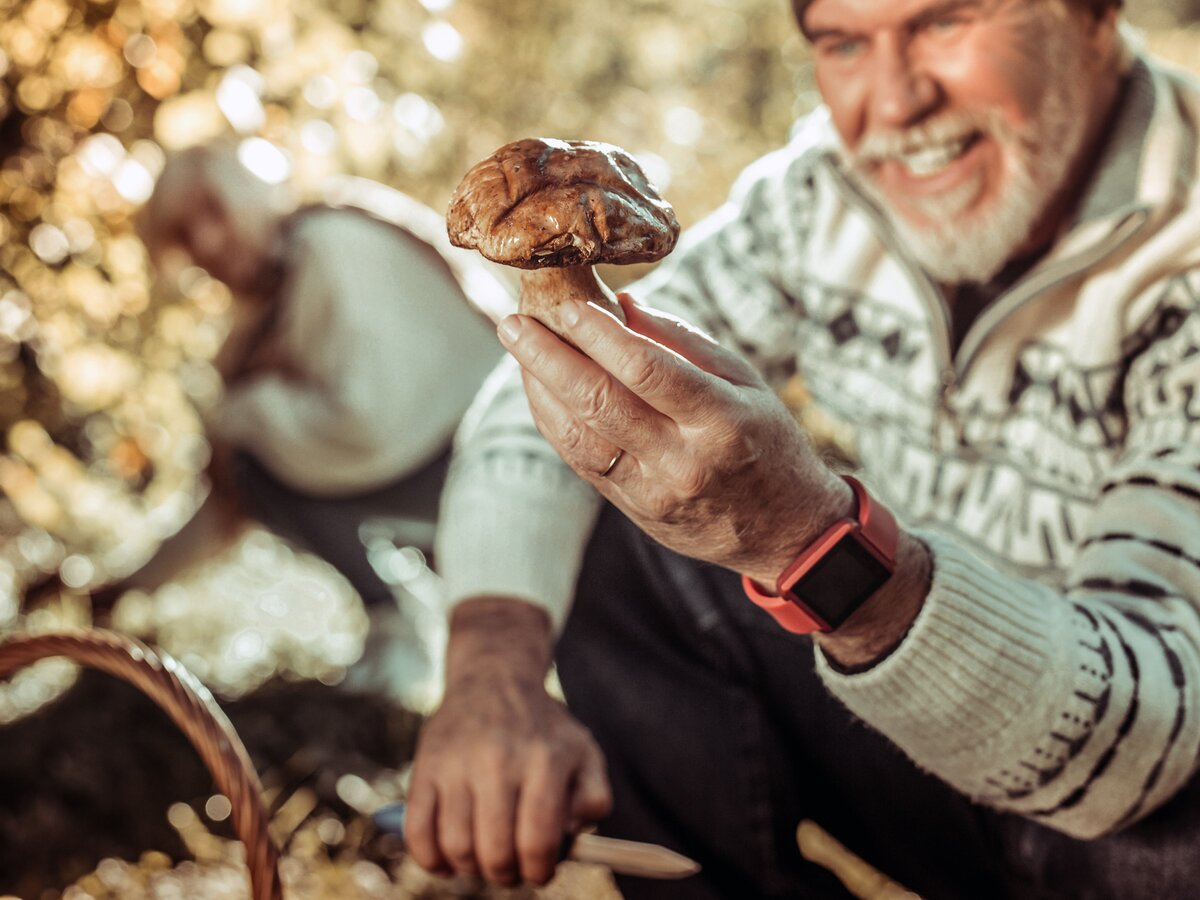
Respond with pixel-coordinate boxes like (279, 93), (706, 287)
(953, 211), (1149, 383)
(826, 161), (1151, 451)
(826, 162), (956, 397)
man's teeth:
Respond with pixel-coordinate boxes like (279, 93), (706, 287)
(896, 138), (972, 176)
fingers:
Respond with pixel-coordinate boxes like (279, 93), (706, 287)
(405, 684), (609, 889)
(502, 314), (670, 457)
(437, 783), (479, 877)
(404, 777), (450, 876)
(406, 762), (524, 884)
(515, 750), (574, 885)
(616, 293), (761, 386)
(521, 370), (631, 483)
(570, 300), (727, 420)
(473, 764), (520, 885)
(500, 304), (724, 427)
(412, 768), (577, 887)
(570, 740), (615, 826)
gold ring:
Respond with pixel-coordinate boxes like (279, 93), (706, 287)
(599, 449), (624, 478)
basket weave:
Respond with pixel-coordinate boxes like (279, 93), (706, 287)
(0, 629), (283, 900)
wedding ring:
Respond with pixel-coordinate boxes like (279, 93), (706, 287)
(600, 449), (624, 478)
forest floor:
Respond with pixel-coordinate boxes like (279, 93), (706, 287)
(0, 670), (618, 899)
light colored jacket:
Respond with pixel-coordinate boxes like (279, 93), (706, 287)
(213, 183), (507, 496)
(438, 56), (1200, 837)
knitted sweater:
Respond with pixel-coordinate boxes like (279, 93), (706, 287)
(437, 56), (1200, 838)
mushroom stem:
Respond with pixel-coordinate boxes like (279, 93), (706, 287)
(519, 265), (625, 341)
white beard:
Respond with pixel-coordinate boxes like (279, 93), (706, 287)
(844, 33), (1091, 285)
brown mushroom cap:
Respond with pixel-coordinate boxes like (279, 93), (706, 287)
(446, 138), (680, 269)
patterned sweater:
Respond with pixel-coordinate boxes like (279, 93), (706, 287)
(438, 56), (1200, 838)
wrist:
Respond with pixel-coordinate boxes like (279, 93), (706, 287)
(446, 595), (554, 692)
(745, 475), (856, 588)
(815, 531), (931, 667)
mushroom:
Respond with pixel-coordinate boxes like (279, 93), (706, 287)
(446, 138), (680, 340)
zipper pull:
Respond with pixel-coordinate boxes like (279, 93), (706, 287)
(940, 367), (957, 400)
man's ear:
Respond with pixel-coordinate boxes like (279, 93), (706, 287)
(791, 0), (814, 39)
(1091, 5), (1125, 72)
(1067, 0), (1121, 72)
(1095, 2), (1121, 31)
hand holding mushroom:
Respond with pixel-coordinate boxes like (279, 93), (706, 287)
(447, 136), (855, 587)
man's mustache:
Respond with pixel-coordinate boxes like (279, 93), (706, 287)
(849, 110), (1009, 167)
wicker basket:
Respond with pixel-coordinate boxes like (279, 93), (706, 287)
(0, 629), (283, 900)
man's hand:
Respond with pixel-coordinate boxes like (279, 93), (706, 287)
(496, 294), (852, 588)
(498, 294), (932, 667)
(405, 597), (612, 886)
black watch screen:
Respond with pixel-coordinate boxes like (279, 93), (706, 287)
(791, 534), (892, 629)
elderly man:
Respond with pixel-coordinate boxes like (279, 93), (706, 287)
(131, 141), (506, 704)
(411, 0), (1200, 896)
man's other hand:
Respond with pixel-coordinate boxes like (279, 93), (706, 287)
(405, 597), (612, 886)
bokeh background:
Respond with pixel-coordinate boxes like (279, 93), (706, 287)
(1, 0), (1199, 896)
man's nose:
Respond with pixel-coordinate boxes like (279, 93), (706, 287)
(868, 39), (940, 129)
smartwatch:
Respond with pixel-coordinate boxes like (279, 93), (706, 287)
(741, 476), (898, 634)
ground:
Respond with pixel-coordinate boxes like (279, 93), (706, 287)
(0, 669), (619, 899)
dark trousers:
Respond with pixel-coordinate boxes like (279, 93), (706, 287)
(556, 505), (1200, 899)
(232, 448), (450, 608)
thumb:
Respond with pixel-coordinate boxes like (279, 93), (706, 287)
(617, 293), (760, 386)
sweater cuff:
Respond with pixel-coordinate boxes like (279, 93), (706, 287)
(436, 455), (602, 633)
(816, 530), (1072, 779)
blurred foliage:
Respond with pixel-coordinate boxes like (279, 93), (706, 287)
(0, 0), (813, 628)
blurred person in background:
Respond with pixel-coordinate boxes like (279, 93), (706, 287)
(408, 0), (1200, 896)
(122, 139), (506, 706)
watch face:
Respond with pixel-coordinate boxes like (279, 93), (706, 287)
(792, 535), (892, 629)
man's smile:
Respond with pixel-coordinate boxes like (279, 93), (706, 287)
(861, 127), (989, 205)
(887, 131), (982, 178)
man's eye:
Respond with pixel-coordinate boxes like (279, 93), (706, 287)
(924, 16), (967, 36)
(822, 38), (864, 59)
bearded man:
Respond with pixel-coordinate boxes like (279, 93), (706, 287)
(410, 1), (1200, 896)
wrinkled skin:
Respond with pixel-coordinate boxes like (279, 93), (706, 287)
(501, 294), (852, 587)
(501, 292), (930, 667)
(405, 598), (612, 886)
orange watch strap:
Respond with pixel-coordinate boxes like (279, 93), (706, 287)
(741, 476), (897, 634)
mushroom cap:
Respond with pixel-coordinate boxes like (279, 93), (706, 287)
(446, 138), (680, 269)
